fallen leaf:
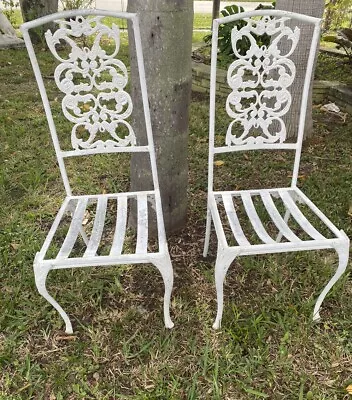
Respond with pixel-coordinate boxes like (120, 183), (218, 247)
(348, 205), (352, 217)
(82, 210), (90, 225)
(346, 384), (352, 394)
(56, 335), (77, 341)
(10, 243), (20, 250)
(214, 160), (224, 166)
(81, 103), (91, 112)
(288, 174), (306, 179)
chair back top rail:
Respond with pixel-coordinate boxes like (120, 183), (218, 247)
(20, 9), (137, 31)
(214, 9), (321, 25)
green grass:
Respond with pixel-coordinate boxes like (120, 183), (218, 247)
(193, 13), (213, 30)
(315, 52), (352, 85)
(0, 42), (352, 399)
(199, 0), (271, 1)
(2, 9), (22, 29)
(193, 31), (210, 44)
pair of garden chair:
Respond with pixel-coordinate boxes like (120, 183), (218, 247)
(21, 9), (349, 333)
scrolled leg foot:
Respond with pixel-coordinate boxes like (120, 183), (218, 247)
(34, 258), (73, 334)
(153, 254), (174, 329)
(313, 238), (349, 321)
(213, 249), (237, 330)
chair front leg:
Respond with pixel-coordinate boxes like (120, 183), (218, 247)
(213, 247), (239, 330)
(152, 254), (174, 329)
(313, 237), (350, 321)
(34, 255), (73, 334)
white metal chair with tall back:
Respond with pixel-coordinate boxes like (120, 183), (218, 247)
(20, 10), (174, 333)
(203, 10), (350, 329)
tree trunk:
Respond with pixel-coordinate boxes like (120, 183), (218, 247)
(212, 0), (221, 21)
(275, 0), (324, 139)
(19, 0), (58, 43)
(127, 0), (193, 234)
(323, 0), (338, 32)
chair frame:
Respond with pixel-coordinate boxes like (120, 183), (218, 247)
(203, 10), (350, 329)
(21, 9), (174, 333)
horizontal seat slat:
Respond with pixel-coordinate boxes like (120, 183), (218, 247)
(241, 192), (276, 244)
(110, 196), (128, 256)
(57, 198), (89, 259)
(222, 193), (250, 246)
(279, 190), (326, 241)
(260, 191), (301, 243)
(136, 193), (148, 254)
(84, 197), (108, 257)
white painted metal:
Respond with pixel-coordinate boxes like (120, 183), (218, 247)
(204, 10), (350, 329)
(21, 10), (174, 333)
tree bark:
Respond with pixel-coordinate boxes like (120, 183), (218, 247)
(19, 0), (58, 43)
(212, 0), (221, 21)
(127, 0), (193, 234)
(323, 0), (338, 32)
(275, 0), (324, 139)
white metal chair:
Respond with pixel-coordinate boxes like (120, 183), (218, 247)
(203, 10), (350, 329)
(21, 10), (174, 333)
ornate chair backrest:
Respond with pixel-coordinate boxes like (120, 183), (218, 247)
(208, 10), (321, 191)
(21, 10), (160, 198)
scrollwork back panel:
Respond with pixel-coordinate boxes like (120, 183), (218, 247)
(45, 16), (136, 151)
(225, 16), (300, 146)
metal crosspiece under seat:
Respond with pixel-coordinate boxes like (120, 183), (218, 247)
(21, 10), (174, 334)
(203, 10), (350, 329)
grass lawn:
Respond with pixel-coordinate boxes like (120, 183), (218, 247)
(1, 37), (352, 400)
(194, 13), (213, 30)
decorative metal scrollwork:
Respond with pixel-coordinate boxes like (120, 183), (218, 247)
(225, 16), (300, 146)
(45, 16), (135, 150)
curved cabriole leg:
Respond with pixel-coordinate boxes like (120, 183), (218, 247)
(152, 254), (174, 329)
(33, 258), (73, 334)
(203, 209), (212, 258)
(213, 248), (238, 330)
(313, 238), (350, 321)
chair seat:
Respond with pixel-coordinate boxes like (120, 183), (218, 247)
(36, 191), (166, 268)
(209, 187), (344, 255)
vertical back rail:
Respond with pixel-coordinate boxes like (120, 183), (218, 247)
(291, 21), (321, 187)
(207, 20), (219, 196)
(132, 16), (167, 247)
(21, 28), (72, 196)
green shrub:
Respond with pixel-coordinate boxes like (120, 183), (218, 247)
(203, 2), (275, 67)
(324, 28), (352, 64)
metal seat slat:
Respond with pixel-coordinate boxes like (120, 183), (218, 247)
(241, 192), (276, 244)
(136, 193), (148, 254)
(84, 197), (108, 257)
(279, 190), (326, 241)
(110, 196), (128, 256)
(222, 193), (250, 246)
(57, 198), (89, 259)
(260, 192), (301, 243)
